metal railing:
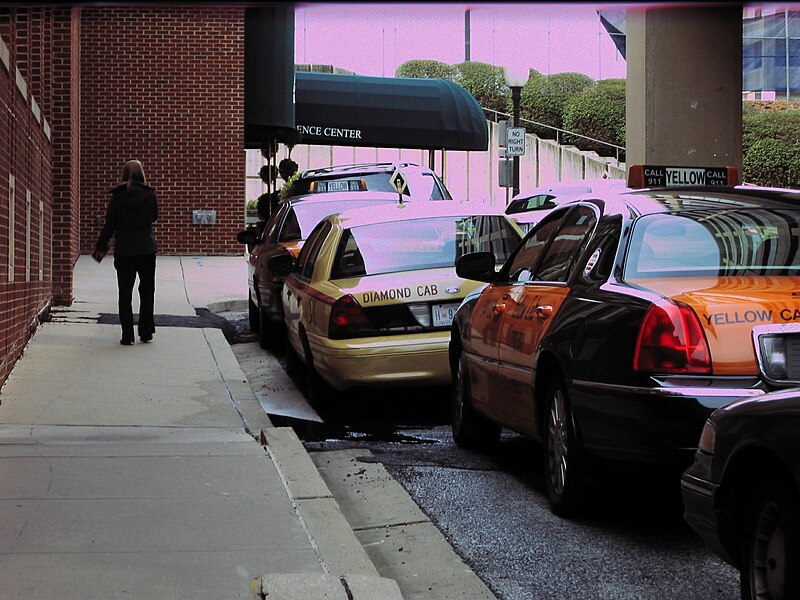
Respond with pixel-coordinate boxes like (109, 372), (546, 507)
(482, 107), (626, 163)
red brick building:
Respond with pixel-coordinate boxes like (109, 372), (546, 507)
(0, 5), (248, 387)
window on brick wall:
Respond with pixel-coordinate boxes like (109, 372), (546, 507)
(8, 174), (15, 282)
(25, 188), (31, 282)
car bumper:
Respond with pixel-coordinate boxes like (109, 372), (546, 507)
(569, 378), (764, 466)
(680, 469), (736, 566)
(309, 332), (451, 390)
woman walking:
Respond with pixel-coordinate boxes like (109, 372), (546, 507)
(92, 160), (159, 345)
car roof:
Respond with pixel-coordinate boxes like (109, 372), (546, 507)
(565, 186), (800, 220)
(300, 162), (433, 178)
(510, 178), (629, 201)
(332, 200), (509, 229)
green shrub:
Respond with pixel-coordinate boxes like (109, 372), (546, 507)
(562, 78), (626, 158)
(453, 61), (510, 115)
(741, 102), (800, 187)
(396, 60), (457, 80)
(743, 138), (800, 188)
(519, 72), (593, 138)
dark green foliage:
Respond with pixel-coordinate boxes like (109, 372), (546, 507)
(742, 104), (800, 187)
(453, 61), (511, 115)
(519, 72), (593, 138)
(396, 60), (457, 80)
(562, 78), (626, 158)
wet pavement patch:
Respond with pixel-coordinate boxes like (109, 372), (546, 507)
(268, 413), (440, 445)
(51, 307), (246, 344)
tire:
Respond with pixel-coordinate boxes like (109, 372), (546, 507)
(740, 477), (800, 600)
(284, 337), (302, 376)
(451, 352), (501, 450)
(248, 295), (259, 332)
(543, 375), (586, 517)
(258, 306), (275, 350)
(300, 332), (337, 408)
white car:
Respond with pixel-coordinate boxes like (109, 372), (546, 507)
(506, 178), (630, 232)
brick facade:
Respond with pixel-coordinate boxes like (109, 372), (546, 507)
(1, 6), (247, 390)
(79, 7), (244, 255)
(0, 7), (57, 388)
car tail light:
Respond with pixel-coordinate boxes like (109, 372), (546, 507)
(697, 420), (716, 454)
(633, 298), (712, 374)
(329, 294), (376, 339)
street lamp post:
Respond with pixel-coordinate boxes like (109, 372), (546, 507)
(503, 65), (529, 198)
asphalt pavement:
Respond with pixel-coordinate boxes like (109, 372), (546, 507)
(0, 255), (402, 600)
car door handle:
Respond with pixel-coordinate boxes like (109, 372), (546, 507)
(535, 305), (553, 319)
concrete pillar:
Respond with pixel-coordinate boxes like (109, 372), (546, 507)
(626, 6), (743, 170)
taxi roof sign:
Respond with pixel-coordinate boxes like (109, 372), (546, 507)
(628, 164), (740, 188)
(389, 168), (409, 195)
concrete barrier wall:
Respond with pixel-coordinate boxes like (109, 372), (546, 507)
(287, 121), (626, 208)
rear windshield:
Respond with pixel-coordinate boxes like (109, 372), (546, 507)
(506, 193), (558, 215)
(279, 199), (394, 242)
(289, 171), (449, 200)
(331, 215), (521, 278)
(623, 208), (800, 279)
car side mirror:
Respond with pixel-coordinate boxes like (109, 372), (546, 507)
(237, 227), (260, 246)
(268, 253), (295, 276)
(456, 251), (498, 282)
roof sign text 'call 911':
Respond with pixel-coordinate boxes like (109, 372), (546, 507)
(628, 164), (740, 188)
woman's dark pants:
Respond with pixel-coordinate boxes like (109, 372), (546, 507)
(114, 254), (156, 342)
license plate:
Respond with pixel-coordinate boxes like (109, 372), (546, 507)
(432, 303), (459, 327)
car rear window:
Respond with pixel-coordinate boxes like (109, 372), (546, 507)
(331, 215), (521, 278)
(623, 208), (800, 278)
(280, 199), (394, 242)
(289, 170), (449, 200)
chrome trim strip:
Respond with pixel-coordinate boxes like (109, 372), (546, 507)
(571, 379), (765, 398)
(464, 352), (498, 368)
(680, 477), (714, 498)
(500, 362), (530, 375)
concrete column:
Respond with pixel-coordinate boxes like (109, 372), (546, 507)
(626, 6), (743, 170)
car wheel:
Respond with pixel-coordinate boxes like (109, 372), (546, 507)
(284, 337), (302, 376)
(740, 477), (800, 600)
(451, 352), (500, 450)
(258, 306), (275, 350)
(543, 375), (586, 517)
(248, 295), (259, 332)
(300, 332), (337, 407)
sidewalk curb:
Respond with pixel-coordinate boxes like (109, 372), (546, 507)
(203, 327), (274, 436)
(259, 427), (404, 599)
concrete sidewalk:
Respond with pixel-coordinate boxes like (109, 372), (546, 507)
(0, 256), (402, 600)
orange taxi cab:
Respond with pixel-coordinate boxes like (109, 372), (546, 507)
(267, 201), (523, 404)
(449, 165), (800, 516)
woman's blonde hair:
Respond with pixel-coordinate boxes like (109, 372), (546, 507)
(121, 160), (146, 188)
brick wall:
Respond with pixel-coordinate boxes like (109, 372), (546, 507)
(79, 7), (245, 255)
(0, 7), (57, 388)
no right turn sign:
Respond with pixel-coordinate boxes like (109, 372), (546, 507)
(506, 127), (526, 156)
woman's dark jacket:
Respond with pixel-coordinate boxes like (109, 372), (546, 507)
(95, 182), (158, 256)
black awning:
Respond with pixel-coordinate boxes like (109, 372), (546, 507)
(294, 72), (489, 151)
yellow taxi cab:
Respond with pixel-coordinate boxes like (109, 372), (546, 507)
(267, 200), (523, 404)
(449, 165), (800, 516)
(236, 191), (401, 348)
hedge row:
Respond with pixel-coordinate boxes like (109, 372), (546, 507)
(396, 59), (800, 187)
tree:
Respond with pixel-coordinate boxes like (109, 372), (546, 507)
(562, 78), (626, 158)
(519, 72), (593, 138)
(453, 61), (510, 116)
(396, 60), (457, 80)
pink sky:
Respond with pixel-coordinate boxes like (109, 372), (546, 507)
(294, 3), (628, 81)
